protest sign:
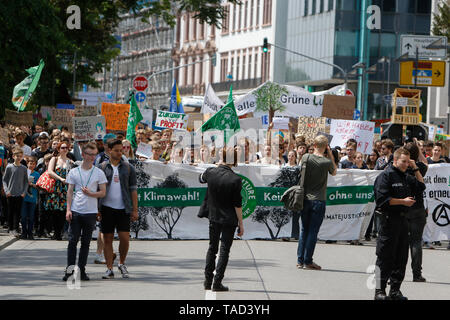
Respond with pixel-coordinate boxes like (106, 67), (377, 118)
(322, 95), (356, 120)
(155, 111), (189, 130)
(40, 106), (53, 121)
(75, 105), (97, 117)
(101, 103), (130, 131)
(136, 143), (152, 159)
(272, 117), (290, 130)
(201, 83), (225, 114)
(51, 108), (74, 130)
(72, 116), (106, 141)
(0, 128), (10, 146)
(186, 113), (204, 131)
(239, 117), (263, 132)
(56, 104), (75, 110)
(140, 108), (153, 127)
(5, 109), (33, 127)
(330, 120), (375, 154)
(297, 116), (327, 140)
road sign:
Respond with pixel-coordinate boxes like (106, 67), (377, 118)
(353, 109), (361, 120)
(133, 76), (148, 92)
(399, 60), (446, 87)
(135, 91), (146, 103)
(400, 35), (447, 59)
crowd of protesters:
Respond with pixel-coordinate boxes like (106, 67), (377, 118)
(0, 120), (449, 252)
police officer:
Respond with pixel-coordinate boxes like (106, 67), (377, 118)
(373, 147), (426, 300)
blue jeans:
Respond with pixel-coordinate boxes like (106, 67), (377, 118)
(297, 200), (326, 265)
(21, 201), (36, 236)
(67, 212), (97, 271)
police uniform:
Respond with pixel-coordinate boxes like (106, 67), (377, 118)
(373, 163), (426, 300)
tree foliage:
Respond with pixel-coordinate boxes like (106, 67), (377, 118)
(254, 81), (289, 123)
(0, 0), (240, 116)
(432, 2), (450, 40)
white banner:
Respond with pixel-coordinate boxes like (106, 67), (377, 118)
(201, 83), (225, 114)
(423, 164), (450, 242)
(155, 110), (189, 130)
(330, 119), (375, 155)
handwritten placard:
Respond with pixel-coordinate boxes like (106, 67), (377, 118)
(101, 103), (130, 131)
(155, 111), (189, 130)
(0, 128), (10, 146)
(5, 109), (34, 127)
(135, 142), (152, 159)
(297, 116), (327, 140)
(51, 108), (75, 130)
(330, 119), (375, 155)
(75, 105), (97, 117)
(322, 95), (355, 120)
(272, 117), (290, 130)
(72, 116), (106, 141)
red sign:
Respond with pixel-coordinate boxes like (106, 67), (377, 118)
(133, 76), (148, 91)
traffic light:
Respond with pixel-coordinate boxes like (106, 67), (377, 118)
(263, 38), (268, 53)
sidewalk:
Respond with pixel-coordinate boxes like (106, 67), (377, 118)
(0, 227), (18, 251)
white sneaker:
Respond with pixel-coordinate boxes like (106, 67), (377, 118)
(102, 269), (114, 279)
(94, 254), (106, 264)
(118, 264), (129, 278)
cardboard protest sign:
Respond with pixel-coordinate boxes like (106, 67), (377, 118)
(72, 116), (106, 141)
(155, 111), (189, 130)
(186, 113), (204, 131)
(101, 103), (130, 131)
(51, 108), (75, 130)
(0, 128), (10, 146)
(135, 142), (152, 159)
(322, 95), (355, 120)
(75, 105), (97, 117)
(140, 108), (153, 127)
(330, 119), (375, 154)
(297, 116), (327, 140)
(5, 109), (34, 127)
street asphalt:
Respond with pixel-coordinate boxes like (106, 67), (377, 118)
(0, 230), (449, 300)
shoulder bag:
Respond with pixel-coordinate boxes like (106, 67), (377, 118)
(281, 154), (310, 211)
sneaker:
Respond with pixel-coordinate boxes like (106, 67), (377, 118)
(296, 263), (304, 269)
(94, 254), (106, 264)
(62, 270), (74, 282)
(80, 270), (90, 281)
(212, 283), (229, 292)
(413, 275), (426, 282)
(102, 269), (114, 279)
(304, 262), (322, 270)
(389, 290), (408, 301)
(118, 264), (129, 278)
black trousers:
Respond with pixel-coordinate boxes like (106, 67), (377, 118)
(375, 214), (409, 292)
(7, 196), (23, 232)
(406, 208), (426, 278)
(38, 194), (53, 235)
(53, 210), (66, 238)
(205, 222), (236, 284)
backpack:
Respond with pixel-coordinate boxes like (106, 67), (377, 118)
(281, 154), (310, 211)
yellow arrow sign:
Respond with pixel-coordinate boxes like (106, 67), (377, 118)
(399, 60), (446, 87)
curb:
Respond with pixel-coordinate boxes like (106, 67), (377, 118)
(0, 236), (19, 251)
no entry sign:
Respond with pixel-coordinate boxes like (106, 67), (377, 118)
(133, 76), (148, 92)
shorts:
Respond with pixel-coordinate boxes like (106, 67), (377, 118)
(100, 205), (130, 234)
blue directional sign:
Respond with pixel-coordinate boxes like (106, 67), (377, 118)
(135, 92), (146, 103)
(353, 109), (361, 120)
(413, 70), (433, 77)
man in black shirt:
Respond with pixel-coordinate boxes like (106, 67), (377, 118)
(373, 148), (426, 300)
(31, 132), (52, 171)
(199, 147), (244, 292)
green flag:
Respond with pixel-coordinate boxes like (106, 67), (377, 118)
(227, 85), (233, 104)
(201, 100), (240, 143)
(126, 93), (143, 149)
(12, 59), (45, 111)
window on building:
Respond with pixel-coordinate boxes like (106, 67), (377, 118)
(256, 0), (260, 26)
(250, 0), (254, 27)
(222, 5), (230, 34)
(328, 0), (333, 11)
(320, 0), (324, 13)
(230, 55), (235, 80)
(254, 48), (259, 78)
(242, 54), (246, 80)
(304, 0), (309, 16)
(184, 14), (190, 41)
(244, 0), (248, 29)
(382, 0), (396, 12)
(200, 22), (205, 40)
(233, 4), (237, 31)
(263, 0), (272, 25)
(193, 18), (197, 40)
(248, 53), (252, 79)
(312, 0), (316, 15)
(199, 58), (203, 84)
(221, 53), (228, 82)
(176, 16), (181, 44)
(407, 0), (416, 13)
(416, 0), (431, 14)
(238, 2), (242, 30)
(236, 55), (240, 80)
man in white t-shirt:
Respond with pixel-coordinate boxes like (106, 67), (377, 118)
(63, 142), (107, 282)
(98, 139), (138, 279)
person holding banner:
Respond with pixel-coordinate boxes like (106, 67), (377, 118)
(373, 148), (426, 300)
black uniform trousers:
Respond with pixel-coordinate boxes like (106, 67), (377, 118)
(205, 222), (236, 284)
(375, 213), (409, 291)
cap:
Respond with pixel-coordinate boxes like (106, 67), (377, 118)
(39, 132), (49, 138)
(103, 133), (117, 144)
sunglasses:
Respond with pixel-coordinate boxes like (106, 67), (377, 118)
(60, 146), (68, 150)
(123, 146), (130, 149)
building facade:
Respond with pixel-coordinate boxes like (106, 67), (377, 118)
(274, 0), (433, 120)
(93, 11), (174, 108)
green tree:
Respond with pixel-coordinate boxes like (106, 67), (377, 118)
(253, 81), (289, 124)
(432, 2), (450, 40)
(0, 0), (240, 116)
